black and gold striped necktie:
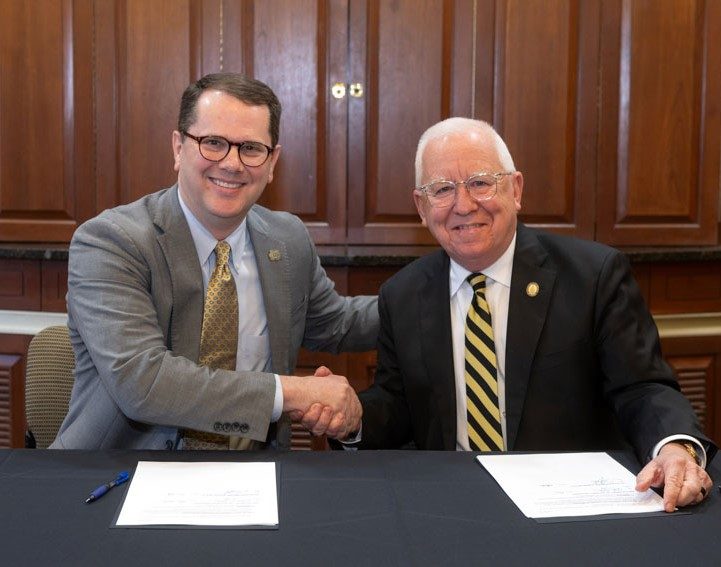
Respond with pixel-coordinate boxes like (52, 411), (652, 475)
(464, 273), (504, 451)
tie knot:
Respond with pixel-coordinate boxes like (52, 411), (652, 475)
(467, 273), (487, 293)
(215, 241), (231, 266)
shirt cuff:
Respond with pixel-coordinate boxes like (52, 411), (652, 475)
(271, 374), (283, 422)
(338, 423), (362, 449)
(652, 434), (707, 468)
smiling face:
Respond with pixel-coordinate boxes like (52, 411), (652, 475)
(414, 129), (523, 272)
(172, 90), (281, 239)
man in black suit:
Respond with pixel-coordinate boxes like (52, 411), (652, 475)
(305, 117), (714, 511)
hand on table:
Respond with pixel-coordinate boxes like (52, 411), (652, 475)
(635, 442), (712, 512)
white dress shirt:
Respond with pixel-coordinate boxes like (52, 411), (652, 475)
(178, 191), (283, 421)
(450, 235), (516, 451)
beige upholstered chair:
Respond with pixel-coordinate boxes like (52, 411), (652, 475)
(24, 325), (75, 448)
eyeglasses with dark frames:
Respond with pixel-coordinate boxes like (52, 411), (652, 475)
(181, 131), (274, 167)
(415, 172), (514, 208)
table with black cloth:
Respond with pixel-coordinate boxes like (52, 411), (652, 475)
(0, 449), (718, 566)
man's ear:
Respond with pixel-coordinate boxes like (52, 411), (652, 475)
(413, 191), (428, 227)
(512, 171), (523, 212)
(266, 145), (282, 183)
(172, 131), (183, 172)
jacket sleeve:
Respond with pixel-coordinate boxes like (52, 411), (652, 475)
(595, 250), (716, 463)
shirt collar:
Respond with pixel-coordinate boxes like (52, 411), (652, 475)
(177, 187), (248, 270)
(449, 232), (517, 297)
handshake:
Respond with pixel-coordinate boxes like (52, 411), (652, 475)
(280, 366), (361, 440)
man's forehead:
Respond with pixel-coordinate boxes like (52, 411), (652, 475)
(422, 131), (499, 177)
(195, 90), (268, 116)
(426, 128), (492, 153)
(192, 90), (271, 140)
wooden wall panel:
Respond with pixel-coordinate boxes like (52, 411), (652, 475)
(347, 0), (476, 244)
(598, 0), (721, 245)
(95, 0), (194, 210)
(0, 260), (41, 311)
(222, 0), (348, 244)
(497, 0), (597, 238)
(663, 335), (721, 443)
(0, 0), (94, 242)
(41, 261), (69, 312)
(0, 334), (33, 448)
(647, 262), (721, 315)
(1, 0), (720, 248)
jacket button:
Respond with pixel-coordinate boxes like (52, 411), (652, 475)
(231, 422), (240, 432)
(222, 422), (231, 432)
(213, 422), (222, 432)
(240, 423), (249, 433)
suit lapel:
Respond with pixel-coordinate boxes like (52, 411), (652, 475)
(418, 252), (457, 450)
(153, 186), (204, 362)
(247, 208), (291, 374)
(505, 224), (556, 449)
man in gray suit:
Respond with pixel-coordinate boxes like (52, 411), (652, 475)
(51, 73), (377, 450)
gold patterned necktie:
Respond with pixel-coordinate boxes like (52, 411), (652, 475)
(183, 241), (243, 450)
(199, 241), (238, 371)
(464, 273), (504, 451)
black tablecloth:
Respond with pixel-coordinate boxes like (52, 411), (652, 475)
(0, 449), (718, 566)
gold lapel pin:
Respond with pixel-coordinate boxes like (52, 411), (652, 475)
(526, 282), (540, 297)
(268, 249), (282, 262)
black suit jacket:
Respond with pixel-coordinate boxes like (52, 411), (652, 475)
(359, 224), (716, 463)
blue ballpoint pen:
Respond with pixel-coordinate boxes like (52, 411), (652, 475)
(84, 471), (130, 503)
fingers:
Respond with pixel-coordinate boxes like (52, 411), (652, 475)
(288, 410), (304, 422)
(690, 468), (713, 505)
(306, 405), (333, 436)
(298, 403), (324, 428)
(640, 449), (713, 512)
(635, 461), (663, 491)
(294, 398), (361, 439)
(280, 369), (362, 438)
(672, 466), (712, 509)
(324, 412), (348, 439)
(306, 372), (360, 423)
(295, 403), (337, 437)
(660, 461), (685, 512)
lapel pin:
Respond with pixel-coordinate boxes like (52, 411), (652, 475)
(526, 282), (540, 297)
(268, 249), (282, 262)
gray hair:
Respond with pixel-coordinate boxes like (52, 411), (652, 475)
(414, 117), (515, 185)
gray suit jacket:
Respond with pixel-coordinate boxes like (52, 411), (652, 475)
(51, 186), (378, 449)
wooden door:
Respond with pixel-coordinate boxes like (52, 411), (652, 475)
(496, 0), (598, 239)
(93, 0), (198, 211)
(346, 0), (599, 244)
(597, 0), (721, 245)
(347, 0), (473, 244)
(217, 0), (349, 244)
(0, 0), (95, 242)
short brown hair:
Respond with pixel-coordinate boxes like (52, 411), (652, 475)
(177, 73), (282, 147)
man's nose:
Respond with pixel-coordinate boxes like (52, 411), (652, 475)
(219, 147), (246, 171)
(452, 182), (479, 213)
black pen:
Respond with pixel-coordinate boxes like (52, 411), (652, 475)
(84, 471), (130, 503)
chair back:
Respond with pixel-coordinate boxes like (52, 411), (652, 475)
(24, 325), (75, 448)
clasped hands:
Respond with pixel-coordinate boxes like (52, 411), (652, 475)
(281, 366), (360, 440)
(635, 442), (713, 511)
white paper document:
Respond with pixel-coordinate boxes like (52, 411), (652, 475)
(476, 452), (665, 519)
(115, 461), (278, 528)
